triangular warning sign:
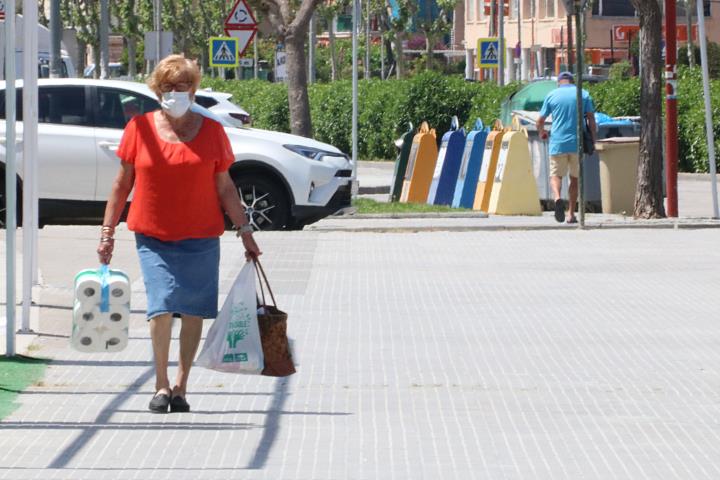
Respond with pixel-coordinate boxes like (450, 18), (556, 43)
(483, 43), (498, 61)
(224, 29), (257, 57)
(224, 0), (257, 27)
(214, 42), (236, 62)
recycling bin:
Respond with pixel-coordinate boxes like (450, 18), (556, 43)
(428, 116), (466, 206)
(453, 119), (489, 209)
(595, 137), (640, 214)
(391, 122), (415, 202)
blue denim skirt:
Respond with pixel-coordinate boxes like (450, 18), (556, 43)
(135, 233), (220, 320)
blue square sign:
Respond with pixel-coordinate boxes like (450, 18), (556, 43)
(209, 37), (239, 67)
(477, 38), (500, 69)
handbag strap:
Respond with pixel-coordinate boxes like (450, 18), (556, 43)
(253, 258), (278, 308)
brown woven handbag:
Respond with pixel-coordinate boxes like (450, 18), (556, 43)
(254, 259), (296, 377)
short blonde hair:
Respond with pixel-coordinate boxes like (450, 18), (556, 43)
(147, 54), (201, 97)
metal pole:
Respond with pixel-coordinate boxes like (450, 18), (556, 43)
(365, 0), (370, 79)
(665, 0), (679, 216)
(610, 28), (614, 62)
(22, 0), (39, 334)
(687, 0), (695, 68)
(308, 14), (316, 83)
(566, 13), (573, 72)
(697, 0), (719, 218)
(254, 35), (259, 79)
(50, 0), (62, 78)
(575, 1), (585, 227)
(100, 0), (110, 79)
(380, 33), (385, 80)
(351, 0), (359, 188)
(154, 0), (161, 67)
(489, 0), (497, 82)
(498, 0), (504, 85)
(5, 0), (17, 357)
(517, 0), (522, 80)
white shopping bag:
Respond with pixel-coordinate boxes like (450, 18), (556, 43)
(196, 261), (264, 374)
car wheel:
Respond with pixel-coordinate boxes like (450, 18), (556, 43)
(234, 175), (290, 231)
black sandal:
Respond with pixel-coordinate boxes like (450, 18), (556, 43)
(554, 199), (566, 223)
(170, 395), (191, 413)
(149, 392), (171, 414)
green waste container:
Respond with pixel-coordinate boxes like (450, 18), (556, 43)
(595, 137), (640, 214)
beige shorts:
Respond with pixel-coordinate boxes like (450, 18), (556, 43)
(550, 153), (580, 178)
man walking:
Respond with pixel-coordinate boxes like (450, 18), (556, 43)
(536, 71), (596, 223)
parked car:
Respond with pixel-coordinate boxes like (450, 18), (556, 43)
(0, 79), (354, 230)
(194, 89), (252, 127)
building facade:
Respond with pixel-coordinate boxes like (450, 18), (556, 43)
(464, 0), (720, 81)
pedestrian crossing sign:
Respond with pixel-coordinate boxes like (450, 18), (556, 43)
(209, 37), (239, 67)
(477, 38), (501, 69)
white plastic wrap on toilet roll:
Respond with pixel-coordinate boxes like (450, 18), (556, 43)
(73, 301), (102, 326)
(101, 326), (129, 352)
(72, 267), (132, 353)
(74, 271), (102, 304)
(107, 272), (131, 305)
(71, 326), (103, 353)
(106, 303), (130, 328)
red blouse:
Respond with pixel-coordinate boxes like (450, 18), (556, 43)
(117, 112), (234, 241)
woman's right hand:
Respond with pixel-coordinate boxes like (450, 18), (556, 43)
(97, 225), (116, 264)
(97, 238), (114, 265)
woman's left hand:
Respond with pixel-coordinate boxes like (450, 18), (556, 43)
(240, 232), (262, 261)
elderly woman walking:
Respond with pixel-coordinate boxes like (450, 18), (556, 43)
(97, 54), (261, 414)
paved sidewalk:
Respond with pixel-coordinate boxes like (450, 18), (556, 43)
(2, 226), (720, 479)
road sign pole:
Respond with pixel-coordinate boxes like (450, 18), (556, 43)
(351, 0), (359, 188)
(5, 0), (17, 357)
(254, 35), (259, 79)
(575, 1), (585, 228)
(665, 0), (679, 217)
(697, 0), (719, 218)
(498, 0), (504, 86)
(22, 0), (39, 335)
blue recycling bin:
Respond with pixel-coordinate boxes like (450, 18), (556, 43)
(427, 116), (466, 206)
(453, 119), (490, 208)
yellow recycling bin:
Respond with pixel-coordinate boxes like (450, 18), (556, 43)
(595, 137), (640, 214)
(400, 121), (438, 203)
(473, 121), (506, 212)
(487, 119), (541, 215)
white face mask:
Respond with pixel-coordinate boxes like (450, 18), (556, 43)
(161, 91), (192, 118)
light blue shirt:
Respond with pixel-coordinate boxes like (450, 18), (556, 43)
(539, 85), (595, 156)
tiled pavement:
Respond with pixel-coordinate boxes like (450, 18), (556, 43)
(2, 227), (720, 479)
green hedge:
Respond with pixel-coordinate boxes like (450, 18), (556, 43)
(201, 72), (521, 161)
(586, 67), (720, 173)
(202, 70), (720, 172)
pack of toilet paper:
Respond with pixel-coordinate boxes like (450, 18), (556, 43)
(71, 266), (131, 353)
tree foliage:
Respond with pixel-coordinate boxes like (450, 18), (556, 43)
(415, 0), (458, 70)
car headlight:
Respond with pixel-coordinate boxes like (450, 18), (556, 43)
(283, 144), (340, 161)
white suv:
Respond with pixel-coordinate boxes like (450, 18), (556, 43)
(0, 79), (354, 230)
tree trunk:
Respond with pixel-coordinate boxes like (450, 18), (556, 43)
(630, 0), (666, 218)
(285, 28), (313, 137)
(329, 18), (338, 81)
(93, 44), (101, 79)
(425, 34), (433, 70)
(77, 39), (87, 77)
(128, 37), (137, 76)
(394, 33), (404, 78)
(384, 35), (394, 75)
